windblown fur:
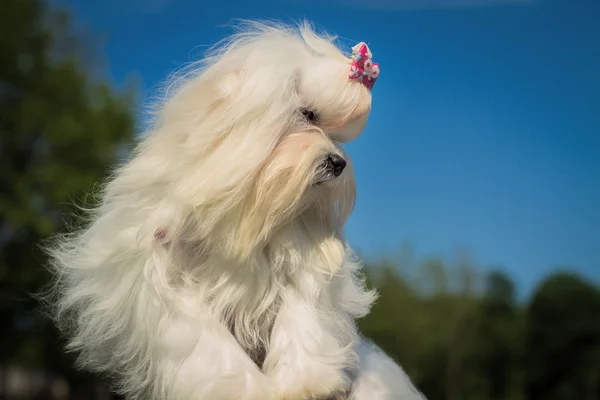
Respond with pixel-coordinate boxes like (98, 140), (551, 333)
(44, 21), (425, 400)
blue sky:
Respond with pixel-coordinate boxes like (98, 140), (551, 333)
(51, 0), (599, 297)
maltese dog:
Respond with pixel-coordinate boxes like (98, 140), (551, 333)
(46, 21), (425, 400)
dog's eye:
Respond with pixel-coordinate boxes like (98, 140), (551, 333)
(300, 108), (319, 124)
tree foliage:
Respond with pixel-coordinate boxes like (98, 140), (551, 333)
(0, 0), (135, 395)
(361, 264), (600, 400)
(523, 272), (600, 400)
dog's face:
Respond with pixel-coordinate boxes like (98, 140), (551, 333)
(148, 23), (374, 259)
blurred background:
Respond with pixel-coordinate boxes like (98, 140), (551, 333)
(1, 0), (599, 399)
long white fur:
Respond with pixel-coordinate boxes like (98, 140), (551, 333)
(44, 20), (425, 400)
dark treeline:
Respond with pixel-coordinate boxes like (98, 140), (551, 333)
(1, 0), (599, 399)
(359, 256), (600, 400)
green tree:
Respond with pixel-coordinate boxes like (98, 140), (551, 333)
(473, 270), (523, 399)
(524, 272), (600, 400)
(0, 0), (135, 396)
(360, 255), (484, 400)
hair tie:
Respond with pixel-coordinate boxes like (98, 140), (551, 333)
(348, 42), (380, 90)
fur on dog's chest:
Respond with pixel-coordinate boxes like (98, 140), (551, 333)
(203, 267), (288, 367)
(223, 287), (283, 368)
(179, 227), (347, 368)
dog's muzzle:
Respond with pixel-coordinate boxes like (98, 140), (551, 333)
(316, 153), (347, 184)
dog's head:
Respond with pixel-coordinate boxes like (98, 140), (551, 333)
(140, 21), (378, 260)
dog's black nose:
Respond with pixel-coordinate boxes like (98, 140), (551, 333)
(327, 154), (347, 177)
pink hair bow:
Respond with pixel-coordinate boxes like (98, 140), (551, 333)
(348, 42), (380, 90)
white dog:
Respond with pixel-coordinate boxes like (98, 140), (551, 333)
(45, 21), (425, 400)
